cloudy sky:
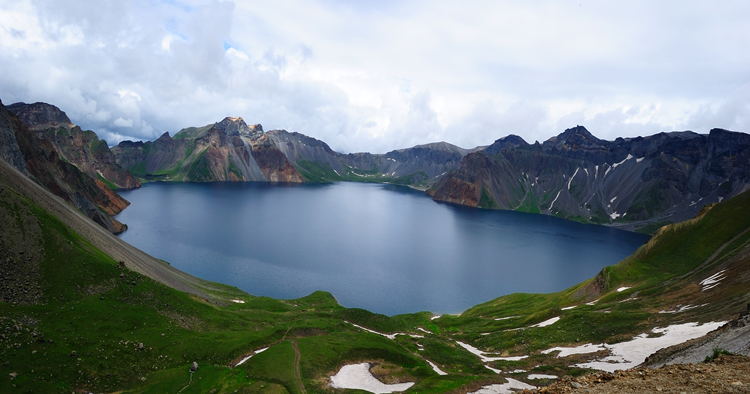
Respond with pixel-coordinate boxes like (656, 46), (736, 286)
(1, 0), (749, 153)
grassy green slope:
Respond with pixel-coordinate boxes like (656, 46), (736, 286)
(0, 168), (505, 394)
(431, 191), (750, 376)
(174, 124), (213, 140)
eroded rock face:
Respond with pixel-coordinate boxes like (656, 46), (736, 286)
(7, 102), (140, 189)
(428, 126), (750, 231)
(1, 102), (129, 233)
(113, 118), (303, 183)
(5, 101), (73, 130)
(213, 117), (263, 138)
(250, 135), (304, 183)
(0, 99), (29, 175)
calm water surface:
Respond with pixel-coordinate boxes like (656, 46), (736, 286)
(116, 182), (648, 315)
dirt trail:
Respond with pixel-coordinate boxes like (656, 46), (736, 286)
(291, 340), (307, 394)
(0, 160), (229, 302)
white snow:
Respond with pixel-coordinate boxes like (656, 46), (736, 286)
(334, 169), (340, 176)
(480, 333), (491, 336)
(430, 315), (442, 320)
(230, 299), (245, 303)
(494, 316), (519, 321)
(528, 374), (558, 380)
(586, 299), (599, 306)
(616, 287), (631, 292)
(584, 168), (589, 177)
(567, 168), (579, 190)
(594, 165), (599, 178)
(235, 347), (268, 367)
(531, 317), (560, 328)
(574, 322), (726, 372)
(659, 304), (708, 314)
(636, 157), (645, 163)
(417, 328), (432, 334)
(561, 306), (577, 310)
(468, 379), (536, 394)
(542, 343), (607, 357)
(610, 212), (621, 220)
(347, 322), (403, 340)
(427, 360), (448, 375)
(549, 190), (562, 210)
(329, 363), (414, 393)
(603, 155), (632, 178)
(612, 154), (633, 169)
(510, 369), (527, 373)
(485, 365), (502, 374)
(699, 270), (726, 291)
(456, 341), (528, 362)
(610, 196), (618, 203)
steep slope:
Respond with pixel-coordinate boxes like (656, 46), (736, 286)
(1, 99), (129, 233)
(112, 117), (304, 182)
(0, 101), (28, 175)
(428, 126), (750, 231)
(6, 102), (141, 189)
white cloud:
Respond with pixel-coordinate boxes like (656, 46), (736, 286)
(1, 0), (749, 153)
(113, 117), (133, 128)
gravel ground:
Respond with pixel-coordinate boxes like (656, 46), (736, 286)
(521, 354), (750, 394)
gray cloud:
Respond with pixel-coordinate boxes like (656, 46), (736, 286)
(0, 0), (748, 153)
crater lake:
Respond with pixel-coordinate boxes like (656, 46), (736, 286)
(115, 181), (649, 315)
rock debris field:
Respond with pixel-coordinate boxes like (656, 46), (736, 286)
(520, 354), (750, 394)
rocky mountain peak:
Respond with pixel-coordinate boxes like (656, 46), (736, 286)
(214, 117), (263, 137)
(485, 134), (529, 155)
(6, 102), (74, 131)
(543, 125), (606, 152)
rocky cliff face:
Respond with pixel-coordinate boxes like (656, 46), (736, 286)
(112, 117), (303, 182)
(0, 99), (29, 175)
(428, 126), (750, 231)
(0, 101), (129, 233)
(6, 102), (140, 189)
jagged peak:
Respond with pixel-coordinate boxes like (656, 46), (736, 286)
(543, 125), (606, 151)
(213, 116), (263, 137)
(558, 125), (601, 142)
(6, 101), (74, 130)
(485, 134), (529, 155)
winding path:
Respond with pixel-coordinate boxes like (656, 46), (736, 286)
(291, 340), (307, 394)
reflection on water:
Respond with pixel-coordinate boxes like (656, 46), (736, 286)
(117, 181), (648, 315)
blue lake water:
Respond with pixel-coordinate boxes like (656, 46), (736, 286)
(115, 182), (648, 315)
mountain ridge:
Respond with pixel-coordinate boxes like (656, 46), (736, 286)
(8, 99), (750, 233)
